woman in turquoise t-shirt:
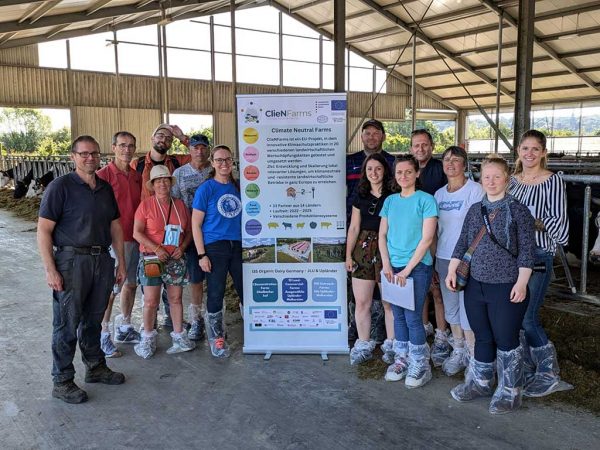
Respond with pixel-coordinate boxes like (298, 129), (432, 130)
(379, 154), (438, 388)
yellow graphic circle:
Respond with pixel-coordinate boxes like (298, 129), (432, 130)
(243, 128), (259, 144)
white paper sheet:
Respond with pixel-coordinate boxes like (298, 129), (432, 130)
(380, 271), (415, 311)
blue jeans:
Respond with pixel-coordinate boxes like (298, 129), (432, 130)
(205, 240), (243, 313)
(465, 278), (529, 363)
(523, 247), (553, 347)
(391, 262), (433, 345)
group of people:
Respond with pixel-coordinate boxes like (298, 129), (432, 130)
(345, 121), (569, 414)
(37, 124), (243, 404)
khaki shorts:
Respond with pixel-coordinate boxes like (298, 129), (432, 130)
(350, 230), (382, 282)
(109, 241), (139, 286)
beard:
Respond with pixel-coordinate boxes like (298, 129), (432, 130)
(153, 143), (169, 154)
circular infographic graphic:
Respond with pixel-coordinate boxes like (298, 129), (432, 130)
(243, 128), (259, 144)
(245, 183), (260, 198)
(243, 146), (259, 163)
(244, 165), (260, 181)
(245, 219), (262, 236)
(245, 201), (261, 216)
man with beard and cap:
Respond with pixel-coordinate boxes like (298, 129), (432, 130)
(346, 119), (395, 348)
(410, 128), (450, 368)
(131, 124), (191, 328)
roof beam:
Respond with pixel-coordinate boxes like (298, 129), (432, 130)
(406, 5), (488, 28)
(45, 23), (69, 38)
(559, 47), (600, 59)
(535, 1), (600, 22)
(290, 0), (329, 14)
(539, 25), (600, 42)
(24, 0), (61, 24)
(425, 70), (573, 90)
(0, 1), (44, 7)
(357, 0), (514, 98)
(346, 26), (401, 44)
(479, 0), (600, 94)
(0, 0), (206, 34)
(87, 0), (114, 16)
(0, 31), (18, 45)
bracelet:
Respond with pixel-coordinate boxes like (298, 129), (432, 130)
(198, 253), (206, 259)
(153, 243), (162, 252)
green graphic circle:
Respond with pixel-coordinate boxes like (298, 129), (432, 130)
(245, 183), (260, 198)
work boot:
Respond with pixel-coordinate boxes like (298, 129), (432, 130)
(524, 341), (572, 398)
(205, 310), (230, 358)
(385, 340), (409, 382)
(489, 346), (524, 415)
(431, 328), (451, 367)
(381, 339), (395, 365)
(85, 363), (125, 385)
(349, 339), (375, 365)
(52, 380), (88, 404)
(442, 337), (468, 376)
(405, 343), (432, 388)
(450, 357), (495, 402)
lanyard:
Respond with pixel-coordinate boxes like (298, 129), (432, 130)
(155, 196), (182, 229)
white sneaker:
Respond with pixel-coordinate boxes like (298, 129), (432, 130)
(167, 331), (196, 354)
(134, 331), (157, 359)
(385, 357), (408, 382)
(100, 332), (122, 358)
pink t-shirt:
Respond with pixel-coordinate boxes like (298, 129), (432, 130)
(134, 196), (190, 253)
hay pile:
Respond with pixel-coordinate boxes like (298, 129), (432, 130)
(0, 188), (40, 222)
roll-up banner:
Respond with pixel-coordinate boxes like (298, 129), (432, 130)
(237, 93), (349, 356)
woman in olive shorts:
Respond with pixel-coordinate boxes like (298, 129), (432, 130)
(346, 152), (393, 365)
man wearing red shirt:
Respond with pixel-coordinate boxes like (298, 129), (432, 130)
(97, 131), (143, 356)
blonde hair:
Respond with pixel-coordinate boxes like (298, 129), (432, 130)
(513, 129), (548, 175)
(481, 153), (510, 183)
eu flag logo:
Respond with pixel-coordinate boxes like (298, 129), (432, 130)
(331, 100), (346, 111)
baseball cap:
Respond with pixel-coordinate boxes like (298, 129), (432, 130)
(189, 134), (210, 147)
(362, 119), (385, 133)
(146, 165), (176, 191)
(152, 123), (173, 136)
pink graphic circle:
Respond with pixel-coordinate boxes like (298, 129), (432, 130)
(243, 146), (259, 163)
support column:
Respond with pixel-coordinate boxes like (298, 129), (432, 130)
(113, 30), (122, 129)
(411, 33), (417, 131)
(494, 12), (503, 153)
(457, 109), (467, 147)
(230, 0), (239, 156)
(513, 0), (535, 153)
(333, 0), (345, 92)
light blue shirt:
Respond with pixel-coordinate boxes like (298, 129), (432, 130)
(380, 190), (438, 267)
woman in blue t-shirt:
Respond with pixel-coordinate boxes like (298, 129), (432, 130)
(191, 145), (243, 358)
(379, 154), (438, 388)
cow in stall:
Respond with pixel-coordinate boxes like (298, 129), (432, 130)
(13, 169), (34, 199)
(564, 181), (600, 267)
(0, 168), (14, 188)
(25, 170), (54, 198)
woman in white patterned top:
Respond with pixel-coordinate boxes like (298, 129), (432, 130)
(508, 129), (570, 398)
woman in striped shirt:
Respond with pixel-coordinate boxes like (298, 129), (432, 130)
(508, 129), (570, 398)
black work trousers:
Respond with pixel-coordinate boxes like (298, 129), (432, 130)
(51, 249), (114, 382)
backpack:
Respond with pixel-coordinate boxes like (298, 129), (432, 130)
(135, 155), (181, 175)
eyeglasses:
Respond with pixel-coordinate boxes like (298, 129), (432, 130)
(442, 157), (464, 164)
(213, 157), (233, 165)
(117, 143), (136, 150)
(154, 133), (173, 141)
(74, 151), (101, 159)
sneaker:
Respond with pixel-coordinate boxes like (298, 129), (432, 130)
(188, 319), (205, 341)
(134, 332), (157, 359)
(349, 339), (374, 365)
(443, 346), (468, 376)
(210, 337), (230, 358)
(100, 332), (122, 358)
(85, 364), (125, 385)
(385, 358), (408, 382)
(167, 331), (196, 354)
(431, 329), (451, 368)
(381, 339), (395, 365)
(52, 380), (88, 404)
(424, 321), (434, 337)
(115, 327), (141, 344)
(405, 343), (432, 388)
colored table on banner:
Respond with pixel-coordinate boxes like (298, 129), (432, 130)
(237, 93), (349, 356)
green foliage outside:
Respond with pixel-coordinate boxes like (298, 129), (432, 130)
(382, 120), (455, 154)
(170, 127), (214, 154)
(0, 108), (68, 155)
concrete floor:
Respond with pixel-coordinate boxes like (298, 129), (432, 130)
(0, 209), (598, 450)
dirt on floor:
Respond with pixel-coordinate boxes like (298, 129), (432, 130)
(2, 187), (598, 414)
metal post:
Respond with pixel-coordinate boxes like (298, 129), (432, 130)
(157, 25), (164, 121)
(66, 39), (75, 140)
(319, 35), (323, 92)
(513, 0), (535, 153)
(371, 65), (376, 118)
(210, 16), (216, 139)
(577, 102), (583, 157)
(333, 0), (345, 92)
(230, 0), (239, 156)
(161, 25), (170, 123)
(113, 30), (122, 130)
(279, 11), (283, 90)
(411, 33), (417, 130)
(581, 185), (591, 294)
(495, 12), (503, 153)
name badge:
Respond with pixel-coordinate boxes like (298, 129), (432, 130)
(163, 224), (182, 246)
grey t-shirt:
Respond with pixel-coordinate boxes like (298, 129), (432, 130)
(171, 163), (212, 210)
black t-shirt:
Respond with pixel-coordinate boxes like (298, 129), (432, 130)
(419, 158), (447, 195)
(39, 172), (120, 247)
(352, 192), (389, 232)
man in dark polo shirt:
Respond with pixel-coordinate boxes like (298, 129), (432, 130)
(37, 135), (127, 404)
(410, 128), (450, 365)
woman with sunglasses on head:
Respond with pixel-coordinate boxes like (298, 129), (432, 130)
(509, 130), (570, 397)
(379, 154), (438, 388)
(191, 145), (243, 358)
(446, 154), (535, 415)
(434, 146), (483, 376)
(346, 153), (394, 365)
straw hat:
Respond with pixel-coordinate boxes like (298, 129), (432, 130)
(146, 165), (176, 191)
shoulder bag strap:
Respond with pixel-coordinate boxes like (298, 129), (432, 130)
(481, 205), (517, 257)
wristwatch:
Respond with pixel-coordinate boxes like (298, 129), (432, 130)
(198, 253), (206, 259)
